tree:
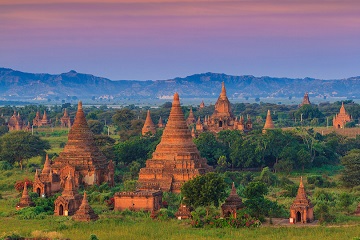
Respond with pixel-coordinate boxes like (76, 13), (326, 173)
(0, 131), (50, 170)
(88, 120), (104, 135)
(194, 132), (227, 166)
(340, 149), (360, 187)
(112, 108), (135, 131)
(181, 172), (227, 215)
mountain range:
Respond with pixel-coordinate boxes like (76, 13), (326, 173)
(1, 67), (359, 102)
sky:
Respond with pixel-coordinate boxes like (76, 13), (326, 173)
(0, 0), (359, 80)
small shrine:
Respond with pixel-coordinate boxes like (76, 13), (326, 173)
(142, 110), (156, 136)
(16, 182), (35, 210)
(175, 203), (192, 220)
(72, 192), (99, 222)
(114, 190), (162, 212)
(262, 110), (275, 133)
(186, 108), (196, 126)
(300, 92), (311, 106)
(221, 182), (244, 218)
(54, 173), (82, 216)
(60, 108), (71, 128)
(289, 177), (314, 224)
(333, 102), (351, 129)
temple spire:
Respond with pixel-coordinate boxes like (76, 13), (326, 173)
(263, 110), (275, 133)
(142, 110), (156, 135)
(42, 154), (51, 174)
(220, 82), (227, 99)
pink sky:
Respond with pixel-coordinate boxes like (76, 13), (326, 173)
(0, 0), (359, 80)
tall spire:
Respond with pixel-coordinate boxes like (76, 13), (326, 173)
(142, 110), (156, 135)
(263, 110), (275, 133)
(340, 102), (346, 114)
(220, 82), (227, 99)
(62, 172), (77, 197)
(42, 154), (51, 174)
(63, 108), (68, 117)
(231, 182), (237, 195)
(42, 110), (48, 121)
(186, 107), (196, 125)
(158, 116), (164, 128)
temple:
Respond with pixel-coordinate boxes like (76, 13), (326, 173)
(333, 102), (351, 129)
(142, 110), (156, 136)
(289, 177), (314, 224)
(262, 110), (275, 133)
(114, 190), (163, 212)
(33, 101), (114, 197)
(186, 108), (196, 126)
(300, 92), (311, 106)
(7, 111), (28, 131)
(221, 182), (244, 218)
(33, 110), (49, 127)
(72, 192), (99, 221)
(137, 93), (212, 193)
(199, 100), (205, 109)
(54, 173), (82, 216)
(175, 203), (192, 220)
(60, 108), (71, 128)
(16, 182), (35, 210)
(194, 82), (252, 134)
(158, 116), (164, 128)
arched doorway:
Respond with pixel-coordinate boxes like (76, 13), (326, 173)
(337, 124), (341, 129)
(219, 121), (223, 127)
(36, 188), (41, 197)
(59, 204), (64, 216)
(296, 211), (301, 223)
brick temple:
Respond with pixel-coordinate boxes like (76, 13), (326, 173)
(289, 177), (314, 224)
(33, 101), (114, 197)
(7, 111), (29, 131)
(263, 110), (275, 133)
(137, 93), (212, 193)
(300, 92), (311, 106)
(60, 108), (72, 128)
(142, 110), (156, 136)
(333, 102), (351, 129)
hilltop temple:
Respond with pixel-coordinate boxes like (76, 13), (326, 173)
(137, 93), (212, 193)
(33, 101), (114, 197)
(289, 177), (314, 224)
(300, 92), (311, 106)
(333, 102), (351, 129)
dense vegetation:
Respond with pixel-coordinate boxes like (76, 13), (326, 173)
(1, 101), (360, 239)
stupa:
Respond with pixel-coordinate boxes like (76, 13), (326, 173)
(186, 108), (196, 126)
(142, 110), (156, 136)
(60, 108), (71, 128)
(44, 101), (114, 190)
(300, 92), (311, 106)
(221, 182), (244, 218)
(262, 110), (275, 133)
(8, 111), (26, 131)
(333, 102), (351, 129)
(16, 182), (35, 210)
(72, 192), (99, 221)
(138, 93), (212, 193)
(289, 177), (314, 223)
(158, 116), (164, 128)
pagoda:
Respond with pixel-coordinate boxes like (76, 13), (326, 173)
(33, 111), (41, 127)
(72, 192), (98, 221)
(158, 116), (164, 128)
(40, 110), (49, 126)
(50, 101), (114, 189)
(138, 93), (212, 193)
(8, 111), (26, 131)
(186, 107), (196, 126)
(333, 102), (351, 129)
(199, 100), (205, 109)
(142, 110), (156, 136)
(54, 173), (82, 216)
(289, 177), (314, 223)
(300, 92), (311, 106)
(262, 110), (275, 133)
(16, 182), (35, 210)
(221, 182), (244, 218)
(60, 108), (71, 128)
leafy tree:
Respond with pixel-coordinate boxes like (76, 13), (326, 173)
(244, 181), (268, 199)
(112, 108), (135, 131)
(88, 120), (104, 135)
(0, 126), (8, 136)
(340, 149), (360, 187)
(181, 172), (227, 215)
(94, 135), (116, 160)
(0, 131), (50, 170)
(194, 132), (227, 166)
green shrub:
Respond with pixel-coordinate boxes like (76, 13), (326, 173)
(0, 161), (13, 170)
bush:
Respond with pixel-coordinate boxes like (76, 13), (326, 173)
(307, 175), (335, 188)
(0, 161), (13, 170)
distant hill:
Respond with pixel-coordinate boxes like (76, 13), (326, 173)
(1, 68), (359, 101)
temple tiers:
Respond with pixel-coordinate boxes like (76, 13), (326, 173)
(16, 182), (35, 210)
(289, 177), (314, 224)
(262, 110), (275, 133)
(300, 92), (311, 106)
(221, 182), (244, 218)
(34, 101), (114, 196)
(73, 192), (98, 221)
(142, 110), (156, 136)
(54, 173), (82, 216)
(138, 93), (212, 193)
(333, 102), (351, 129)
